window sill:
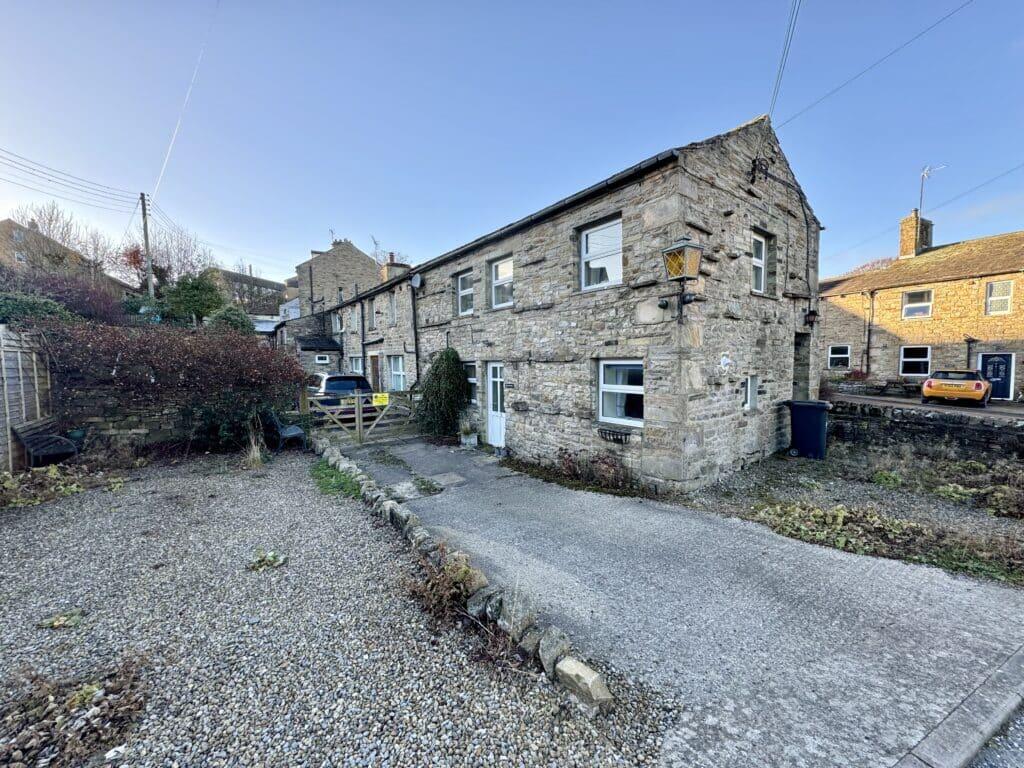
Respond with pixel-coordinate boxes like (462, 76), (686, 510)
(488, 304), (514, 313)
(581, 281), (623, 294)
(595, 420), (643, 433)
(750, 290), (778, 300)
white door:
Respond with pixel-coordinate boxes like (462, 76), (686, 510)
(487, 362), (506, 448)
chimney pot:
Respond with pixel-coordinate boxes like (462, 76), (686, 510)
(388, 252), (396, 264)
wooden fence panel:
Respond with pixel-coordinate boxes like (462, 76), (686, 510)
(0, 325), (52, 472)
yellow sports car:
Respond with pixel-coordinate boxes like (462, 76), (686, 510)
(921, 369), (992, 406)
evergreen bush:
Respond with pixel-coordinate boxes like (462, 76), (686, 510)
(0, 292), (74, 324)
(416, 347), (469, 436)
(207, 304), (255, 334)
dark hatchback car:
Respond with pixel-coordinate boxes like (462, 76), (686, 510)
(307, 373), (375, 407)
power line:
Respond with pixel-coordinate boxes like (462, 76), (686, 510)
(152, 0), (221, 202)
(0, 156), (137, 203)
(119, 197), (142, 249)
(828, 159), (1024, 260)
(0, 145), (137, 196)
(0, 174), (137, 213)
(777, 0), (976, 128)
(767, 0), (803, 121)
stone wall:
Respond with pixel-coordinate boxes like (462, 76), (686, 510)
(828, 398), (1024, 459)
(295, 240), (381, 315)
(821, 272), (1024, 399)
(339, 281), (418, 391)
(59, 387), (191, 449)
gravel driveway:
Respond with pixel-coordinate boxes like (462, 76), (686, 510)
(0, 453), (671, 767)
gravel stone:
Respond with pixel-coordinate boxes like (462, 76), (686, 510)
(0, 453), (674, 766)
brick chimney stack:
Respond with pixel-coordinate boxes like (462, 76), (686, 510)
(898, 209), (933, 259)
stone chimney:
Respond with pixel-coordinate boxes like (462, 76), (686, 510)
(898, 209), (933, 259)
(380, 251), (411, 282)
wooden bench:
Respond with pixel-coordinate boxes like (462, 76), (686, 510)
(12, 416), (78, 468)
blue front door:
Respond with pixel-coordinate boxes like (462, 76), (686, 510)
(979, 353), (1014, 400)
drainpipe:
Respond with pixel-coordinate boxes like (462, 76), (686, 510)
(357, 283), (366, 375)
(409, 279), (421, 383)
(864, 290), (876, 375)
(965, 336), (978, 368)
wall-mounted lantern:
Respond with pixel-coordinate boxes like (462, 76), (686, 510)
(803, 307), (820, 327)
(661, 239), (704, 323)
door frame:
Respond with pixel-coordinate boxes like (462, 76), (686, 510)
(977, 352), (1016, 400)
(368, 352), (381, 392)
(486, 361), (506, 448)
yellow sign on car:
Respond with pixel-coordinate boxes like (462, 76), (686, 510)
(372, 393), (390, 407)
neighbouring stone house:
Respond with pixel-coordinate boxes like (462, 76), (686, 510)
(0, 218), (138, 298)
(278, 239), (385, 372)
(207, 268), (285, 314)
(819, 210), (1024, 401)
(315, 116), (821, 492)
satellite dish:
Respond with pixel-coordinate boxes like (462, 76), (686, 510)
(409, 273), (423, 289)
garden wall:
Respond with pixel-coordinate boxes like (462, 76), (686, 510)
(59, 387), (191, 449)
(827, 398), (1024, 459)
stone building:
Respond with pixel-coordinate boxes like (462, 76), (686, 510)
(319, 116), (821, 491)
(278, 239), (385, 373)
(820, 211), (1023, 401)
(295, 239), (380, 315)
(0, 217), (139, 298)
(207, 268), (285, 314)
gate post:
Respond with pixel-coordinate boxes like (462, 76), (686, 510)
(355, 395), (364, 444)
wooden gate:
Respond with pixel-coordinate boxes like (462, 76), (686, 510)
(302, 390), (417, 444)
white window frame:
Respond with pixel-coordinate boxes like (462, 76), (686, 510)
(580, 218), (623, 291)
(901, 289), (933, 319)
(456, 271), (474, 316)
(349, 355), (363, 374)
(598, 359), (644, 427)
(314, 354), (330, 365)
(464, 361), (478, 404)
(828, 344), (851, 369)
(387, 355), (406, 391)
(751, 233), (767, 294)
(331, 313), (342, 335)
(899, 346), (931, 377)
(742, 375), (759, 410)
(14, 250), (26, 264)
(985, 280), (1013, 316)
(491, 257), (514, 309)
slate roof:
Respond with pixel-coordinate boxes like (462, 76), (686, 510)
(296, 336), (342, 351)
(820, 231), (1024, 296)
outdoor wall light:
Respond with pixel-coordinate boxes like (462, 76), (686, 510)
(804, 308), (820, 326)
(661, 239), (704, 323)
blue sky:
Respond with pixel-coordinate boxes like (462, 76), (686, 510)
(2, 0), (1022, 281)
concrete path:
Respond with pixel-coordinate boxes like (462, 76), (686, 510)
(345, 438), (1024, 768)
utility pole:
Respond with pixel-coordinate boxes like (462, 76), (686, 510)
(140, 192), (155, 298)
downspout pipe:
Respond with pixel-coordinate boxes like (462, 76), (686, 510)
(864, 290), (876, 375)
(409, 281), (421, 384)
(357, 284), (366, 376)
